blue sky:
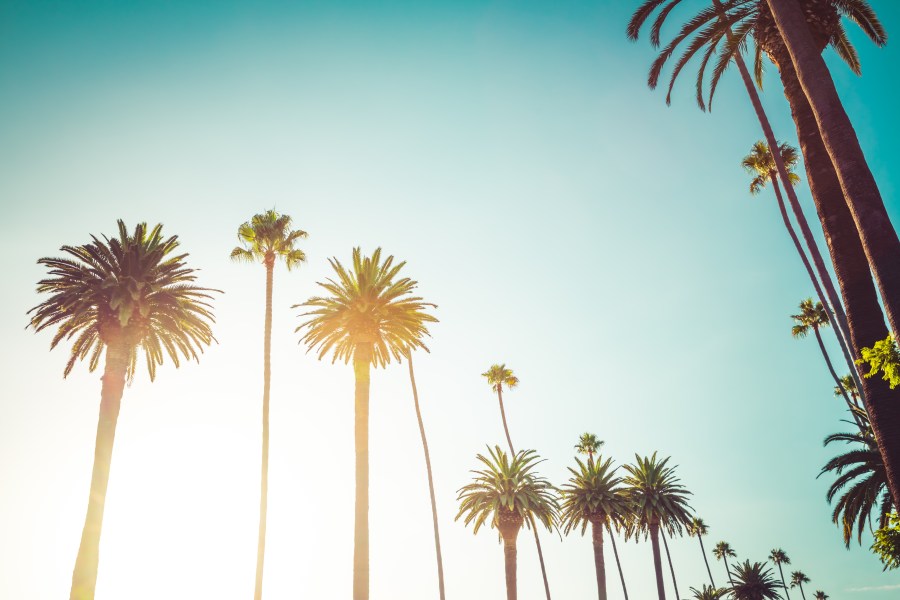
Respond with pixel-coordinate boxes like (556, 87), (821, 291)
(2, 0), (900, 598)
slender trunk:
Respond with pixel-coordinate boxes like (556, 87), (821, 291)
(660, 528), (680, 600)
(353, 344), (373, 600)
(777, 563), (791, 600)
(502, 532), (519, 600)
(255, 261), (274, 600)
(590, 519), (608, 600)
(69, 341), (128, 600)
(607, 524), (629, 600)
(799, 583), (807, 600)
(697, 535), (715, 588)
(813, 326), (864, 427)
(497, 387), (515, 457)
(650, 522), (666, 600)
(723, 556), (734, 588)
(765, 0), (900, 345)
(407, 354), (446, 600)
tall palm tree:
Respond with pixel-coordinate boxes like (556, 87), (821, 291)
(622, 453), (693, 600)
(559, 456), (628, 600)
(482, 364), (552, 599)
(712, 541), (737, 587)
(768, 549), (791, 599)
(689, 517), (716, 587)
(296, 247), (437, 600)
(405, 350), (446, 600)
(689, 585), (728, 600)
(28, 220), (218, 600)
(456, 446), (558, 600)
(790, 571), (810, 600)
(729, 560), (784, 600)
(834, 374), (862, 412)
(576, 433), (605, 461)
(813, 591), (828, 600)
(230, 209), (306, 600)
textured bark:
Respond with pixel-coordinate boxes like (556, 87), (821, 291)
(606, 524), (629, 600)
(69, 341), (128, 600)
(407, 354), (446, 600)
(354, 344), (373, 600)
(650, 522), (666, 600)
(696, 534), (715, 588)
(255, 259), (274, 600)
(660, 528), (680, 600)
(590, 519), (608, 600)
(503, 539), (518, 600)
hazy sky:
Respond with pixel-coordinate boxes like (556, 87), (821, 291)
(2, 0), (900, 598)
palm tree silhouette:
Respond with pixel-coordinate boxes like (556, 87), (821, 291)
(790, 571), (810, 600)
(689, 517), (716, 588)
(768, 549), (791, 599)
(729, 560), (784, 600)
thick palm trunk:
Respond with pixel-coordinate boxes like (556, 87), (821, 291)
(407, 354), (446, 600)
(660, 528), (680, 600)
(69, 341), (127, 600)
(697, 536), (715, 588)
(590, 520), (608, 600)
(353, 344), (373, 600)
(777, 564), (791, 600)
(650, 522), (666, 600)
(255, 261), (274, 600)
(501, 529), (520, 600)
(606, 524), (629, 600)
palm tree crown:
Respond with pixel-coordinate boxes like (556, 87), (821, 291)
(790, 571), (810, 589)
(791, 299), (829, 338)
(575, 433), (605, 460)
(742, 141), (801, 194)
(813, 592), (829, 600)
(483, 363), (519, 393)
(689, 516), (709, 538)
(622, 452), (693, 537)
(713, 541), (737, 561)
(230, 209), (307, 269)
(559, 456), (627, 535)
(729, 560), (784, 600)
(28, 220), (218, 379)
(689, 585), (728, 600)
(296, 247), (437, 366)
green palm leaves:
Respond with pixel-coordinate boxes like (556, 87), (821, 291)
(560, 457), (627, 536)
(729, 560), (784, 600)
(575, 433), (605, 460)
(483, 363), (520, 393)
(790, 299), (829, 339)
(688, 584), (728, 600)
(622, 453), (693, 536)
(742, 141), (801, 194)
(29, 220), (218, 380)
(230, 209), (307, 270)
(296, 247), (437, 366)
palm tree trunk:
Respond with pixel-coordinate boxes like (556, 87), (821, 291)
(660, 528), (680, 600)
(497, 388), (516, 457)
(353, 343), (373, 600)
(591, 519), (608, 600)
(255, 261), (273, 600)
(69, 341), (128, 600)
(406, 353), (446, 600)
(799, 583), (807, 600)
(606, 524), (629, 600)
(503, 534), (519, 600)
(764, 0), (900, 345)
(777, 563), (791, 600)
(650, 522), (666, 600)
(723, 556), (734, 588)
(813, 326), (864, 426)
(697, 535), (715, 588)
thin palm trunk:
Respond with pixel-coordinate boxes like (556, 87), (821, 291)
(650, 522), (666, 600)
(660, 528), (680, 600)
(407, 354), (446, 600)
(69, 342), (128, 600)
(697, 535), (715, 588)
(255, 261), (273, 600)
(591, 520), (608, 600)
(798, 583), (807, 600)
(606, 524), (629, 600)
(723, 556), (735, 588)
(353, 344), (373, 600)
(812, 325), (862, 420)
(496, 387), (516, 459)
(502, 534), (519, 600)
(777, 563), (791, 600)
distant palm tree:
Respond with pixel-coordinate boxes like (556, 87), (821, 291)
(712, 541), (737, 587)
(813, 591), (829, 600)
(622, 453), (693, 600)
(790, 571), (810, 600)
(834, 374), (863, 412)
(768, 549), (791, 599)
(689, 584), (728, 600)
(29, 221), (218, 600)
(559, 456), (628, 600)
(575, 433), (604, 461)
(456, 446), (558, 600)
(296, 247), (437, 600)
(689, 517), (716, 587)
(729, 560), (784, 600)
(482, 364), (552, 599)
(230, 209), (306, 600)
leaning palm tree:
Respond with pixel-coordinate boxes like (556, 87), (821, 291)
(622, 453), (693, 600)
(296, 247), (437, 600)
(688, 517), (716, 587)
(834, 374), (863, 412)
(729, 560), (784, 600)
(230, 209), (306, 600)
(813, 591), (828, 600)
(790, 571), (810, 600)
(559, 456), (629, 600)
(689, 584), (728, 600)
(482, 364), (552, 599)
(768, 549), (791, 599)
(456, 446), (558, 600)
(713, 541), (737, 588)
(28, 220), (218, 600)
(576, 433), (604, 461)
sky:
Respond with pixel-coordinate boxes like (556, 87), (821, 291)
(2, 0), (900, 598)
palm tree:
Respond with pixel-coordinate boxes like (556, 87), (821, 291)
(834, 374), (862, 412)
(729, 560), (784, 600)
(576, 433), (604, 461)
(790, 571), (810, 600)
(559, 456), (628, 600)
(405, 350), (446, 600)
(688, 517), (716, 587)
(689, 585), (728, 600)
(230, 209), (306, 600)
(456, 446), (558, 600)
(813, 591), (829, 600)
(482, 364), (552, 599)
(28, 220), (218, 600)
(622, 453), (693, 600)
(296, 247), (437, 600)
(659, 527), (682, 600)
(606, 520), (630, 600)
(768, 549), (791, 599)
(713, 541), (737, 587)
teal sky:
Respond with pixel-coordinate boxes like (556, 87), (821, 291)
(2, 0), (900, 598)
